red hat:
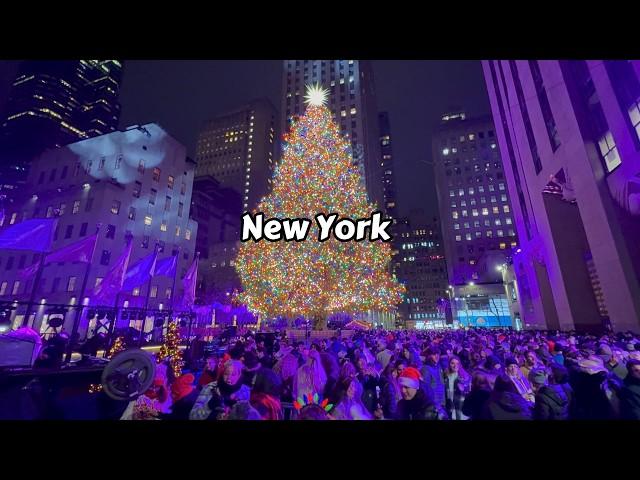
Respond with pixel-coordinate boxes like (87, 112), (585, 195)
(171, 373), (195, 402)
(398, 367), (422, 389)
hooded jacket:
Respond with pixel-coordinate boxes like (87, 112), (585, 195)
(533, 384), (572, 420)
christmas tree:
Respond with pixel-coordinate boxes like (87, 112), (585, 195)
(156, 322), (184, 377)
(236, 84), (404, 329)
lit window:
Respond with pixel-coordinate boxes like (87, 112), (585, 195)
(629, 100), (640, 141)
(462, 210), (468, 217)
(442, 148), (450, 156)
(133, 287), (140, 297)
(153, 167), (161, 182)
(449, 190), (455, 197)
(160, 221), (167, 232)
(138, 159), (145, 174)
(505, 217), (512, 225)
(341, 110), (347, 117)
(111, 200), (120, 215)
(150, 286), (158, 298)
(475, 231), (482, 238)
(493, 206), (500, 214)
(500, 243), (507, 249)
(495, 219), (502, 226)
(67, 277), (77, 292)
(10, 212), (17, 224)
(472, 209), (479, 217)
(455, 235), (462, 242)
(452, 147), (457, 153)
(465, 233), (472, 241)
(185, 229), (191, 240)
(499, 183), (505, 191)
(350, 107), (357, 115)
(454, 223), (460, 230)
(168, 175), (175, 189)
(478, 186), (485, 193)
(452, 211), (458, 219)
(598, 132), (622, 172)
(486, 230), (493, 238)
(458, 189), (464, 197)
(175, 226), (181, 237)
(503, 205), (510, 213)
(482, 208), (489, 216)
(468, 133), (475, 141)
(497, 230), (504, 237)
(508, 229), (515, 236)
(144, 215), (152, 226)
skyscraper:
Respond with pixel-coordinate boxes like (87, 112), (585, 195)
(0, 60), (123, 185)
(482, 60), (640, 332)
(281, 60), (383, 209)
(379, 111), (398, 220)
(432, 112), (517, 327)
(394, 210), (448, 328)
(194, 99), (278, 212)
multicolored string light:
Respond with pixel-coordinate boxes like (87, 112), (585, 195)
(156, 321), (184, 378)
(236, 101), (405, 327)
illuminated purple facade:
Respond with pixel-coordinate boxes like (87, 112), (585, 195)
(483, 60), (640, 333)
(0, 123), (198, 336)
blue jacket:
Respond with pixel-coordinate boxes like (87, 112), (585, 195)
(420, 362), (445, 408)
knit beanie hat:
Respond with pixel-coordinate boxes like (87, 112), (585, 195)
(528, 368), (547, 386)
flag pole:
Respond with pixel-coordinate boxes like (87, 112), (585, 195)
(22, 255), (46, 328)
(105, 231), (133, 356)
(169, 246), (180, 317)
(139, 243), (159, 347)
(64, 225), (100, 363)
(22, 218), (59, 327)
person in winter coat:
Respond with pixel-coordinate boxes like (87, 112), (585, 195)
(528, 368), (571, 420)
(331, 377), (373, 420)
(377, 361), (401, 420)
(462, 371), (492, 420)
(376, 339), (394, 371)
(480, 374), (532, 420)
(394, 367), (447, 420)
(569, 356), (619, 420)
(198, 355), (220, 387)
(162, 374), (199, 420)
(420, 346), (446, 409)
(505, 357), (535, 404)
(619, 359), (640, 420)
(443, 356), (471, 420)
(190, 359), (251, 420)
(355, 354), (380, 414)
(520, 351), (541, 380)
(402, 343), (423, 369)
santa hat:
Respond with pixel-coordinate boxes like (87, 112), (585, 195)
(171, 373), (195, 402)
(398, 367), (422, 389)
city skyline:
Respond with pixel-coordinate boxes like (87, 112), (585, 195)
(0, 60), (491, 218)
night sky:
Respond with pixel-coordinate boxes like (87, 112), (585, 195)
(0, 60), (491, 219)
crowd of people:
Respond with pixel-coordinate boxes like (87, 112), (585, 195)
(122, 327), (640, 420)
